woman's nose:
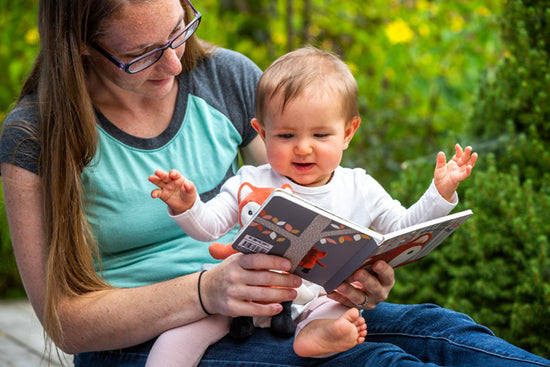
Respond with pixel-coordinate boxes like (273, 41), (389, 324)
(158, 47), (183, 75)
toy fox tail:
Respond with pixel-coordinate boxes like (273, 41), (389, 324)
(209, 242), (239, 260)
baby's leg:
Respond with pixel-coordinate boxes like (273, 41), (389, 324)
(293, 297), (367, 358)
(145, 314), (231, 367)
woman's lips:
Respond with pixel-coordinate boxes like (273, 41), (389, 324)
(149, 76), (173, 87)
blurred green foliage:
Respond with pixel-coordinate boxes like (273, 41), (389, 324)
(0, 0), (38, 299)
(388, 0), (550, 357)
(199, 0), (504, 184)
(1, 0), (548, 359)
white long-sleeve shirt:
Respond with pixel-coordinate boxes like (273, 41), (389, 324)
(171, 164), (457, 242)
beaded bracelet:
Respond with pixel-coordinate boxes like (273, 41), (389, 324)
(197, 270), (213, 315)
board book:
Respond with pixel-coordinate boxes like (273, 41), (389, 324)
(232, 188), (473, 293)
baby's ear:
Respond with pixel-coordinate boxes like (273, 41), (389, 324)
(343, 116), (361, 149)
(251, 118), (266, 141)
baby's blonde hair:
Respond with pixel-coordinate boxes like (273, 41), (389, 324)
(255, 46), (359, 124)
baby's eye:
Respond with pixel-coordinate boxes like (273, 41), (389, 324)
(277, 134), (293, 139)
(314, 133), (330, 138)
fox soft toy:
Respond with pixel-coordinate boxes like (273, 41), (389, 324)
(208, 182), (314, 339)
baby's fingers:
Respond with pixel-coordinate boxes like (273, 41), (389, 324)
(459, 147), (478, 168)
(453, 143), (464, 160)
(182, 178), (196, 194)
(468, 151), (478, 168)
(148, 174), (161, 186)
(154, 169), (171, 182)
(169, 169), (184, 181)
(148, 173), (169, 190)
(454, 145), (477, 166)
(435, 151), (447, 170)
(150, 188), (162, 199)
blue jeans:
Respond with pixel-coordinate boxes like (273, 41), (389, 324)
(74, 303), (550, 366)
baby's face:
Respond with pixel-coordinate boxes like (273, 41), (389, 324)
(257, 90), (356, 187)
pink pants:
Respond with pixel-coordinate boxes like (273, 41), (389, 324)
(145, 296), (347, 367)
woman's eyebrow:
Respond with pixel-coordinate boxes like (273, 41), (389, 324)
(168, 16), (185, 37)
(129, 17), (185, 52)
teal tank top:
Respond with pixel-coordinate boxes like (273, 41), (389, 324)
(82, 49), (261, 287)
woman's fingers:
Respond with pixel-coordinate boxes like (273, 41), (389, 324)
(205, 253), (301, 317)
(238, 252), (293, 273)
(328, 261), (395, 310)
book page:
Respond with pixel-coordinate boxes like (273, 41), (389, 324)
(360, 210), (472, 269)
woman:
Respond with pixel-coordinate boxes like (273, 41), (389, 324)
(1, 0), (548, 366)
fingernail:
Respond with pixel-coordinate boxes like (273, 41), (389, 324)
(281, 260), (292, 271)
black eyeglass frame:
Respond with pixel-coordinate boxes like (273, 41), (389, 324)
(91, 0), (201, 74)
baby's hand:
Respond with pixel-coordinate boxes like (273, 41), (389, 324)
(434, 144), (478, 202)
(149, 169), (197, 215)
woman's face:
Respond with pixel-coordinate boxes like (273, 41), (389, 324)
(88, 0), (186, 99)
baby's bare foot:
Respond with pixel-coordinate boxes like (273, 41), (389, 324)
(293, 307), (367, 357)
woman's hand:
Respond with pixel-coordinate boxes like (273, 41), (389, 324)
(199, 253), (303, 317)
(328, 260), (395, 310)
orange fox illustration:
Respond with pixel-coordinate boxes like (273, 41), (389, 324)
(208, 182), (293, 260)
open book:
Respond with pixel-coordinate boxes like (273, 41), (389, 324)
(232, 189), (473, 293)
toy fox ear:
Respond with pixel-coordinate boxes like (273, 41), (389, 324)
(280, 184), (294, 193)
(238, 182), (255, 203)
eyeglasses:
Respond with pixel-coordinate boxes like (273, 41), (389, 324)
(91, 0), (201, 74)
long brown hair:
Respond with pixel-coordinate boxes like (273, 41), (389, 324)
(18, 0), (211, 348)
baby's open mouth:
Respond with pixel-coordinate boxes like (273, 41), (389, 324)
(293, 162), (314, 168)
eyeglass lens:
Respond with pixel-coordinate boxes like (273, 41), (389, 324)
(127, 19), (200, 73)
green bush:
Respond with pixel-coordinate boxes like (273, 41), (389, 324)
(0, 0), (37, 299)
(198, 0), (504, 185)
(0, 200), (24, 298)
(389, 0), (550, 357)
(390, 157), (550, 358)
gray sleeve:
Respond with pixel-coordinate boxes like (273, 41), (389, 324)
(192, 48), (262, 147)
(216, 49), (262, 147)
(0, 97), (40, 175)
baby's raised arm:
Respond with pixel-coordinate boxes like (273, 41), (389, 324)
(434, 144), (478, 202)
(149, 169), (198, 215)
